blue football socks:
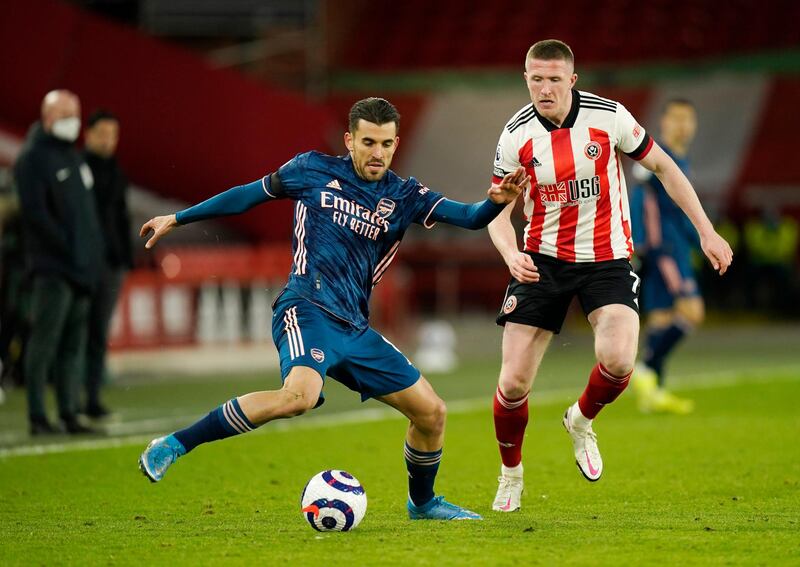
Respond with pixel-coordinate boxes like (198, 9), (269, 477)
(644, 323), (688, 386)
(404, 442), (442, 507)
(173, 398), (256, 453)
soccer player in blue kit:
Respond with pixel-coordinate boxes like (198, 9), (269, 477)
(630, 99), (702, 414)
(138, 98), (529, 520)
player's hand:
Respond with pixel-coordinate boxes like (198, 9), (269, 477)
(488, 166), (530, 205)
(700, 230), (733, 275)
(140, 214), (178, 249)
(507, 251), (540, 283)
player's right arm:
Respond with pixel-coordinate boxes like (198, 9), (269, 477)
(140, 175), (281, 249)
(487, 126), (539, 283)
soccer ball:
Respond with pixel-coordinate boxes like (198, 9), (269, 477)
(300, 470), (367, 532)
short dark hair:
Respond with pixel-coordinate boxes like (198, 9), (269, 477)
(86, 109), (118, 128)
(662, 98), (695, 114)
(526, 39), (574, 67)
(348, 97), (400, 133)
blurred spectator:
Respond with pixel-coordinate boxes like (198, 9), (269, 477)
(82, 110), (132, 419)
(744, 206), (799, 314)
(700, 212), (744, 311)
(0, 170), (27, 392)
(14, 90), (103, 435)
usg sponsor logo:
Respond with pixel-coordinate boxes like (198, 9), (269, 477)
(538, 175), (601, 205)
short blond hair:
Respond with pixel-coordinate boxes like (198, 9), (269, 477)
(525, 39), (574, 67)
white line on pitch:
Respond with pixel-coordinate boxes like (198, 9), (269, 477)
(1, 365), (797, 459)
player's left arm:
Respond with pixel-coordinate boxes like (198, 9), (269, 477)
(427, 166), (529, 230)
(637, 143), (733, 275)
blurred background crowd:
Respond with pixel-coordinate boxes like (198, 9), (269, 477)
(0, 0), (798, 435)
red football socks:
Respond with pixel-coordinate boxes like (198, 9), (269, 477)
(578, 363), (632, 419)
(493, 387), (529, 467)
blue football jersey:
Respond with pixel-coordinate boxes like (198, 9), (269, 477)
(266, 151), (444, 329)
(630, 143), (698, 254)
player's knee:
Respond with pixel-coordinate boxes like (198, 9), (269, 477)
(416, 399), (447, 437)
(498, 380), (529, 400)
(598, 350), (634, 377)
(682, 307), (705, 327)
(432, 399), (447, 432)
(277, 388), (318, 417)
(498, 370), (533, 399)
(675, 297), (705, 328)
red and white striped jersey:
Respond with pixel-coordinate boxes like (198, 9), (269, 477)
(492, 89), (653, 263)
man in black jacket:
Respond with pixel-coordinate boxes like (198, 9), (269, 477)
(82, 109), (132, 419)
(14, 89), (103, 435)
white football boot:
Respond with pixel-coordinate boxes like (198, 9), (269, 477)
(492, 464), (524, 512)
(563, 402), (603, 482)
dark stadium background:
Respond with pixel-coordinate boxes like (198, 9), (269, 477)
(0, 0), (798, 422)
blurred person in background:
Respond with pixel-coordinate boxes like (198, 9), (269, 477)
(744, 205), (799, 314)
(82, 109), (132, 420)
(630, 99), (702, 414)
(487, 41), (732, 513)
(701, 209), (743, 311)
(0, 170), (25, 402)
(14, 89), (103, 435)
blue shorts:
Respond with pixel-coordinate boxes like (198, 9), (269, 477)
(640, 249), (700, 312)
(271, 289), (420, 406)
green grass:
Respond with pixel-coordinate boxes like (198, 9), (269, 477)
(3, 323), (799, 446)
(1, 372), (799, 564)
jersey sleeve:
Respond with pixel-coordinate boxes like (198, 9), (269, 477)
(492, 127), (520, 183)
(615, 104), (653, 161)
(273, 151), (312, 199)
(405, 178), (446, 229)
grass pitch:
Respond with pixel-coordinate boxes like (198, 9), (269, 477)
(1, 326), (799, 565)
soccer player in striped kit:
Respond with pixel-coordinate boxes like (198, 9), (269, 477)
(137, 98), (528, 521)
(488, 40), (732, 512)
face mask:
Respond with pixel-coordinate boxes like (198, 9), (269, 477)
(51, 117), (81, 142)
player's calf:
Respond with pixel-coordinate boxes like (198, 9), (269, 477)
(492, 386), (528, 512)
(139, 396), (260, 482)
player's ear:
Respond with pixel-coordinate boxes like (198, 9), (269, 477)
(344, 131), (354, 153)
(570, 73), (578, 87)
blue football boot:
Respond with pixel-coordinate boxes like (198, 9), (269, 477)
(407, 496), (482, 520)
(138, 434), (186, 482)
